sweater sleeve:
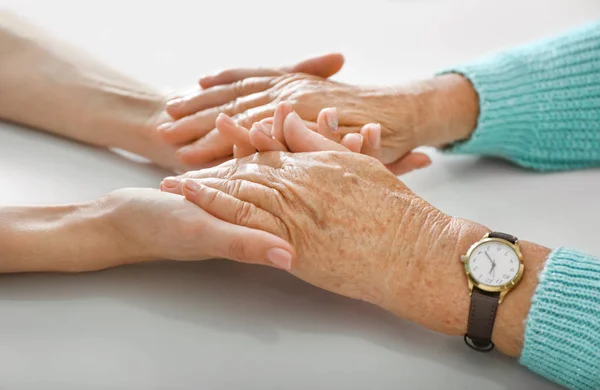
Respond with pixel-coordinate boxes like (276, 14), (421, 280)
(443, 22), (600, 171)
(520, 247), (600, 389)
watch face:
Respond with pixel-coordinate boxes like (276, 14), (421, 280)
(467, 241), (520, 286)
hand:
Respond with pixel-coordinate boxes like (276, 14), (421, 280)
(155, 53), (346, 168)
(213, 102), (429, 175)
(102, 188), (295, 269)
(159, 72), (479, 173)
(161, 152), (488, 336)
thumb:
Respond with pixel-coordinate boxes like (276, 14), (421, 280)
(209, 220), (296, 271)
(386, 152), (432, 176)
(284, 53), (345, 78)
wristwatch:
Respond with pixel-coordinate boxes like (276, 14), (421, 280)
(461, 231), (524, 352)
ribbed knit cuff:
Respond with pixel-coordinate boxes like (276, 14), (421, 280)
(520, 247), (600, 390)
(441, 22), (600, 171)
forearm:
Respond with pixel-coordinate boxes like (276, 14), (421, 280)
(381, 212), (600, 388)
(0, 199), (141, 273)
(437, 22), (600, 171)
(0, 12), (167, 161)
(379, 215), (550, 357)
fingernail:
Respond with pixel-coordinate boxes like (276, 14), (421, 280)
(157, 122), (174, 132)
(267, 248), (292, 270)
(183, 179), (202, 193)
(162, 176), (180, 189)
(166, 98), (182, 108)
(368, 124), (381, 148)
(323, 108), (338, 132)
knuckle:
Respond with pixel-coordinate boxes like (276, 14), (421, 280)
(231, 80), (245, 97)
(233, 198), (254, 226)
(204, 186), (220, 207)
(222, 99), (239, 116)
(227, 179), (243, 198)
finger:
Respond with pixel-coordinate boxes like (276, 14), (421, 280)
(160, 93), (269, 145)
(249, 123), (288, 152)
(184, 177), (280, 219)
(183, 181), (294, 270)
(283, 53), (345, 79)
(167, 77), (273, 119)
(176, 129), (234, 167)
(157, 111), (218, 145)
(316, 107), (339, 141)
(215, 113), (256, 158)
(199, 69), (284, 90)
(385, 152), (432, 176)
(272, 101), (293, 148)
(161, 153), (284, 194)
(340, 133), (364, 153)
(284, 111), (349, 153)
(259, 118), (274, 127)
(199, 53), (345, 89)
(234, 103), (278, 131)
(183, 180), (282, 239)
(359, 123), (382, 158)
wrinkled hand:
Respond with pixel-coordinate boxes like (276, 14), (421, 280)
(155, 53), (345, 168)
(158, 54), (431, 173)
(161, 152), (486, 335)
(104, 188), (294, 268)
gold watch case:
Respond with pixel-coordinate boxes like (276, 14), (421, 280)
(461, 233), (525, 304)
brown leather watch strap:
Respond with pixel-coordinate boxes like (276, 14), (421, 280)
(464, 288), (500, 352)
(488, 231), (518, 244)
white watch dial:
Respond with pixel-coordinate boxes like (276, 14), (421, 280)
(467, 241), (520, 286)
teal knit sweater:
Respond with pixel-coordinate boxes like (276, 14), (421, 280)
(445, 22), (600, 389)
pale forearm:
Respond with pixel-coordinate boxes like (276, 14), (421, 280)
(0, 199), (140, 273)
(0, 11), (174, 166)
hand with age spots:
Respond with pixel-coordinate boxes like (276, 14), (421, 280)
(159, 54), (432, 174)
(161, 149), (489, 338)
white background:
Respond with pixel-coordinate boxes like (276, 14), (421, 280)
(0, 0), (599, 389)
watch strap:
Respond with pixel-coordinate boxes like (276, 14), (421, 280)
(464, 288), (500, 352)
(488, 231), (518, 244)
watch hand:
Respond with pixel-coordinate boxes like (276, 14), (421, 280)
(485, 251), (496, 266)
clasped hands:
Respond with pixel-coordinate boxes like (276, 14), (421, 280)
(109, 55), (485, 339)
(151, 99), (485, 338)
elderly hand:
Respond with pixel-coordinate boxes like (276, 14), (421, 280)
(161, 152), (489, 336)
(158, 57), (482, 172)
(155, 53), (344, 167)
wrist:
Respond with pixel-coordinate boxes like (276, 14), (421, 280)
(362, 74), (479, 153)
(0, 199), (144, 273)
(380, 206), (549, 357)
(379, 210), (490, 336)
(417, 73), (480, 147)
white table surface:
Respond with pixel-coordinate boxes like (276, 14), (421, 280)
(1, 1), (599, 389)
